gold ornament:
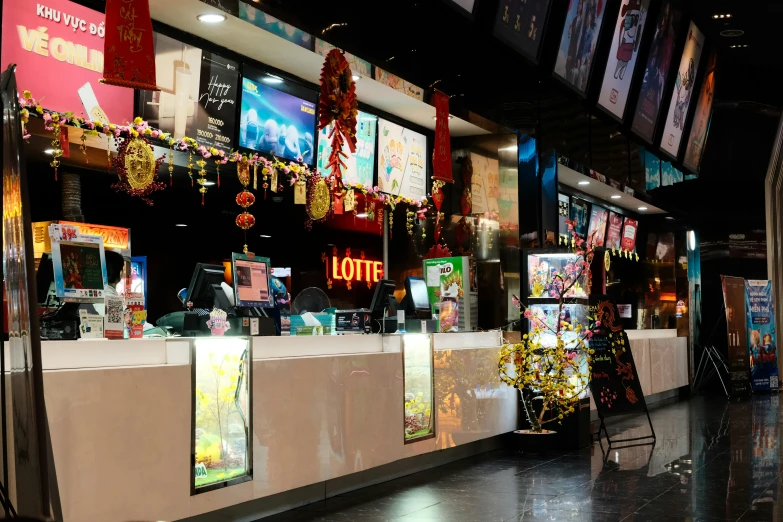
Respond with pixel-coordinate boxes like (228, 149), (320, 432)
(308, 178), (331, 220)
(604, 250), (611, 272)
(124, 137), (157, 190)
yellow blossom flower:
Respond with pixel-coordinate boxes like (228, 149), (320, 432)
(133, 116), (143, 125)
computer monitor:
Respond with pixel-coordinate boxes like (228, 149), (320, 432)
(402, 276), (432, 320)
(370, 279), (397, 318)
(186, 263), (227, 309)
(232, 253), (274, 308)
(36, 253), (56, 305)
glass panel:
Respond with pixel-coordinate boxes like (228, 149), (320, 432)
(402, 334), (434, 442)
(193, 338), (251, 490)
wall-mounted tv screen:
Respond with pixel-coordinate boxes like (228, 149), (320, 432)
(659, 21), (705, 159)
(587, 204), (609, 249)
(377, 119), (428, 200)
(493, 0), (552, 63)
(317, 110), (376, 186)
(682, 51), (717, 173)
(630, 0), (681, 143)
(605, 212), (623, 250)
(553, 0), (609, 95)
(597, 0), (651, 121)
(239, 73), (317, 164)
(569, 198), (589, 239)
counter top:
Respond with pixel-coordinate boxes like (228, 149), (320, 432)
(625, 329), (680, 340)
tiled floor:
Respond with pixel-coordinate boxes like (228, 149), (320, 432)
(258, 395), (781, 521)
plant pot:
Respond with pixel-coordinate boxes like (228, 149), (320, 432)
(512, 429), (557, 453)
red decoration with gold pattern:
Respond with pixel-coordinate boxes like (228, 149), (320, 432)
(431, 91), (453, 183)
(101, 0), (159, 91)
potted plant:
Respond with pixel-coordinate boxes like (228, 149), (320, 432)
(499, 222), (596, 451)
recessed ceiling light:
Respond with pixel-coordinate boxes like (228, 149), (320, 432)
(44, 148), (54, 154)
(352, 75), (361, 81)
(175, 224), (187, 227)
(665, 216), (675, 220)
(610, 195), (621, 199)
(197, 13), (226, 23)
(355, 213), (368, 218)
(263, 74), (283, 84)
(638, 206), (648, 211)
(431, 115), (454, 120)
(720, 29), (744, 37)
(203, 181), (216, 186)
(260, 234), (272, 238)
(578, 181), (590, 186)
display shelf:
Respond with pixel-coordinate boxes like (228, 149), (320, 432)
(402, 334), (435, 443)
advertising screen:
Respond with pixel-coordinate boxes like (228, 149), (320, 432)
(587, 205), (609, 249)
(49, 224), (108, 300)
(621, 217), (639, 252)
(597, 0), (651, 121)
(377, 119), (427, 200)
(1, 0), (134, 123)
(553, 0), (609, 95)
(233, 254), (272, 308)
(630, 0), (681, 143)
(570, 198), (589, 239)
(239, 77), (317, 164)
(238, 2), (313, 50)
(605, 212), (623, 250)
(683, 51), (717, 173)
(317, 110), (376, 186)
(138, 32), (239, 152)
(660, 22), (705, 158)
(493, 0), (552, 62)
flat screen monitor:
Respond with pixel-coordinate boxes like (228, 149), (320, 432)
(569, 198), (589, 239)
(630, 0), (682, 143)
(682, 51), (717, 173)
(403, 277), (431, 319)
(317, 110), (377, 186)
(597, 0), (651, 121)
(370, 279), (397, 319)
(493, 0), (552, 63)
(238, 73), (316, 165)
(186, 263), (226, 309)
(377, 119), (428, 201)
(36, 253), (55, 305)
(587, 204), (609, 249)
(49, 224), (108, 301)
(552, 0), (609, 96)
(232, 253), (273, 308)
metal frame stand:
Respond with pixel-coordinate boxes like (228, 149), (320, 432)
(596, 408), (656, 451)
(693, 344), (730, 397)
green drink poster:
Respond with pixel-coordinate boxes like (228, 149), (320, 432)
(423, 256), (467, 333)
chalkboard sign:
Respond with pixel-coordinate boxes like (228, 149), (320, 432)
(588, 295), (647, 419)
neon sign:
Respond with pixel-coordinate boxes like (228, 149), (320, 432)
(323, 247), (383, 290)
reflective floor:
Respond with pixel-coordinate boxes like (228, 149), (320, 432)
(259, 395), (781, 521)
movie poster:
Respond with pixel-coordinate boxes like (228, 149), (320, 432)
(597, 0), (651, 120)
(621, 217), (638, 252)
(745, 280), (779, 391)
(1, 0), (134, 124)
(138, 33), (239, 152)
(470, 153), (500, 214)
(631, 0), (681, 142)
(239, 77), (317, 164)
(587, 205), (609, 248)
(661, 160), (684, 186)
(605, 212), (623, 250)
(570, 198), (589, 239)
(493, 0), (552, 62)
(722, 275), (751, 395)
(683, 52), (717, 173)
(377, 119), (427, 200)
(317, 110), (376, 186)
(660, 22), (705, 158)
(553, 0), (608, 95)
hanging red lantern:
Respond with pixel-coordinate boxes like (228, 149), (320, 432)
(236, 212), (256, 230)
(236, 190), (256, 208)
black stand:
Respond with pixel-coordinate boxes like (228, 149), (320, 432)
(596, 409), (656, 450)
(693, 344), (730, 397)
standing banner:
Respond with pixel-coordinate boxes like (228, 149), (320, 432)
(721, 275), (750, 395)
(745, 280), (779, 391)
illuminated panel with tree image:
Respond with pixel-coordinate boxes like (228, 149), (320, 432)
(193, 338), (252, 491)
(403, 335), (435, 443)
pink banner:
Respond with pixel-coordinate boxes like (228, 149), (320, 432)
(2, 0), (134, 124)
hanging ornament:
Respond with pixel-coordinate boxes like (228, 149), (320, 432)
(216, 160), (221, 187)
(101, 0), (159, 91)
(344, 189), (355, 213)
(238, 159), (250, 186)
(50, 128), (62, 181)
(107, 134), (112, 171)
(187, 151), (194, 186)
(431, 90), (454, 183)
(262, 166), (269, 198)
(307, 177), (331, 221)
(235, 213), (256, 254)
(167, 144), (174, 186)
(406, 210), (415, 236)
(318, 49), (358, 195)
(196, 159), (208, 205)
(459, 155), (473, 216)
(366, 197), (375, 222)
(253, 163), (258, 190)
(388, 204), (394, 238)
(111, 135), (165, 205)
(80, 134), (88, 164)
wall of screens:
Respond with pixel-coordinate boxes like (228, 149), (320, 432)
(682, 51), (717, 173)
(493, 0), (553, 63)
(553, 0), (610, 95)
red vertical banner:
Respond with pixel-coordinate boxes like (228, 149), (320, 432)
(101, 0), (159, 91)
(431, 91), (453, 183)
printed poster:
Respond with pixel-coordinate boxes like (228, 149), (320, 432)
(498, 162), (519, 227)
(660, 22), (705, 158)
(745, 280), (779, 391)
(1, 0), (134, 123)
(558, 193), (570, 239)
(314, 39), (371, 78)
(374, 68), (424, 101)
(620, 217), (638, 252)
(317, 110), (376, 186)
(605, 212), (623, 250)
(377, 119), (427, 200)
(553, 0), (608, 95)
(493, 0), (552, 62)
(631, 0), (681, 142)
(470, 153), (500, 214)
(683, 52), (717, 173)
(138, 32), (239, 151)
(237, 2), (313, 50)
(569, 198), (589, 239)
(722, 275), (750, 395)
(587, 205), (609, 249)
(598, 0), (651, 120)
(661, 160), (683, 186)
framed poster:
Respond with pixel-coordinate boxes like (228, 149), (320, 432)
(620, 217), (638, 252)
(587, 205), (609, 249)
(605, 211), (623, 250)
(377, 119), (428, 200)
(317, 110), (376, 186)
(683, 51), (717, 173)
(630, 0), (681, 143)
(493, 0), (553, 63)
(470, 153), (500, 214)
(660, 22), (705, 159)
(138, 32), (239, 152)
(597, 0), (651, 121)
(553, 0), (609, 95)
(569, 198), (589, 239)
(48, 223), (108, 300)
